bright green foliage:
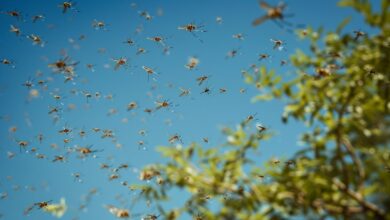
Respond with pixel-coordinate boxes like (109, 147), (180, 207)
(136, 1), (390, 219)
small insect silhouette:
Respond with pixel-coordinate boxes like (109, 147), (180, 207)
(252, 1), (298, 31)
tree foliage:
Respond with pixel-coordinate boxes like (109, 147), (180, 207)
(135, 1), (390, 219)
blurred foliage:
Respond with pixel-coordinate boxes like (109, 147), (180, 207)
(135, 1), (390, 219)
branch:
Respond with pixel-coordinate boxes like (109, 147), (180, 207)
(332, 178), (385, 218)
(312, 199), (362, 215)
(342, 138), (366, 190)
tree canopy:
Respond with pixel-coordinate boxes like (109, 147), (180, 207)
(135, 0), (390, 219)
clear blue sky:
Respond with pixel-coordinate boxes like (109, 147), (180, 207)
(0, 0), (376, 219)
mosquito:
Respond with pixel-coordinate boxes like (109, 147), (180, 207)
(143, 214), (160, 220)
(185, 56), (200, 70)
(127, 101), (138, 111)
(226, 48), (240, 58)
(86, 63), (96, 72)
(2, 58), (15, 68)
(232, 33), (245, 40)
(112, 57), (128, 70)
(162, 45), (173, 55)
(59, 1), (78, 14)
(75, 145), (102, 158)
(36, 153), (46, 159)
(270, 39), (285, 50)
(144, 108), (153, 114)
(36, 133), (44, 143)
(139, 11), (152, 20)
(240, 88), (247, 94)
(256, 123), (267, 133)
(105, 205), (130, 218)
(142, 65), (159, 81)
(196, 75), (210, 86)
(244, 113), (258, 125)
(16, 140), (29, 152)
(258, 53), (270, 60)
(123, 38), (135, 46)
(138, 140), (148, 150)
(101, 129), (115, 139)
(168, 134), (183, 144)
(24, 200), (53, 215)
(21, 77), (34, 89)
(92, 19), (108, 31)
(178, 22), (206, 42)
(139, 167), (160, 181)
(32, 14), (45, 23)
(58, 124), (72, 135)
(7, 151), (16, 159)
(109, 173), (120, 181)
(201, 86), (212, 94)
(138, 129), (147, 136)
(10, 25), (21, 36)
(48, 56), (79, 73)
(252, 1), (294, 29)
(69, 172), (82, 183)
(179, 87), (191, 97)
(155, 100), (173, 111)
(27, 34), (45, 47)
(2, 10), (23, 20)
(219, 88), (227, 93)
(146, 36), (166, 46)
(353, 30), (366, 41)
(48, 106), (62, 115)
(136, 47), (147, 55)
(216, 16), (223, 24)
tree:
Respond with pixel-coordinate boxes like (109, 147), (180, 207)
(134, 1), (390, 219)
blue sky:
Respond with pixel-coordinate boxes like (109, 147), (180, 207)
(0, 0), (376, 219)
